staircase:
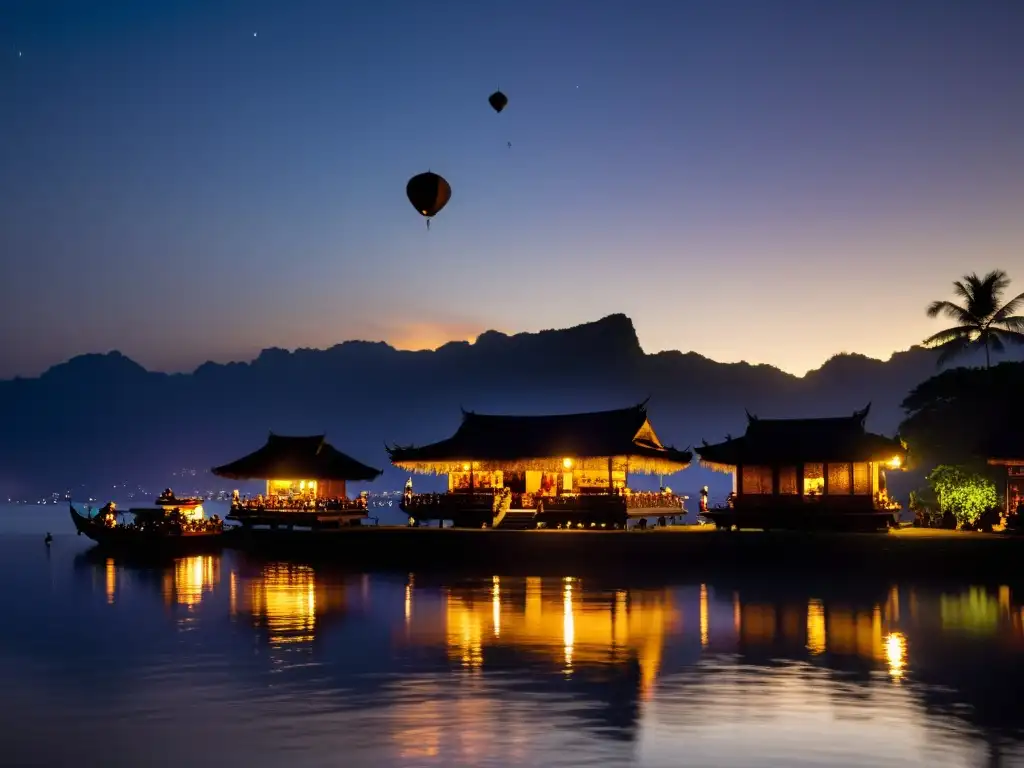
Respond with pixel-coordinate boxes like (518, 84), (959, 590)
(495, 509), (538, 530)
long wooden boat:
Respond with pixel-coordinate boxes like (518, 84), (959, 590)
(69, 502), (232, 554)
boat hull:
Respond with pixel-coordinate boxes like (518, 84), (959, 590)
(69, 505), (230, 554)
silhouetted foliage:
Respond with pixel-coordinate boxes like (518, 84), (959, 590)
(1, 315), (1022, 498)
(899, 362), (1024, 468)
(924, 270), (1024, 369)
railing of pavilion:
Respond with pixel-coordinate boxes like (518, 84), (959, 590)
(402, 491), (686, 513)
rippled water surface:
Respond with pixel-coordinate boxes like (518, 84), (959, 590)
(3, 504), (1024, 767)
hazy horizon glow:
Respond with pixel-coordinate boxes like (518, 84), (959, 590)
(3, 0), (1023, 379)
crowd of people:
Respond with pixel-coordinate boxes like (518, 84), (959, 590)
(230, 489), (368, 512)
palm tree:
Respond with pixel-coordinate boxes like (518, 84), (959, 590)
(924, 270), (1024, 369)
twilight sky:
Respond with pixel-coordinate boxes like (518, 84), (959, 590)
(2, 0), (1023, 379)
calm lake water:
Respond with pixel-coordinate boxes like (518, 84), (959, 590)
(3, 503), (1024, 767)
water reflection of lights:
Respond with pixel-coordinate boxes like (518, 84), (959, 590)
(886, 585), (900, 622)
(234, 564), (320, 646)
(418, 577), (675, 697)
(162, 556), (218, 607)
(405, 574), (415, 626)
(885, 632), (907, 681)
(806, 599), (826, 655)
(699, 584), (709, 647)
(563, 579), (574, 674)
(824, 607), (883, 660)
(492, 576), (501, 638)
(940, 587), (1001, 635)
(105, 558), (116, 604)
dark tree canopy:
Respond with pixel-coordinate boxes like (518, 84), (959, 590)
(898, 361), (1024, 468)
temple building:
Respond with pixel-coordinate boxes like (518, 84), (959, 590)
(695, 404), (907, 531)
(212, 433), (383, 528)
(387, 402), (692, 529)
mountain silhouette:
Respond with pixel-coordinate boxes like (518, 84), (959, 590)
(2, 313), (1020, 500)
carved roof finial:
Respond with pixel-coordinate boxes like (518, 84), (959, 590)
(854, 402), (871, 424)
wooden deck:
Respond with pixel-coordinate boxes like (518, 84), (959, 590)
(401, 491), (686, 528)
(227, 506), (367, 529)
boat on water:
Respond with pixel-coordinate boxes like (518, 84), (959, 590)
(69, 493), (230, 553)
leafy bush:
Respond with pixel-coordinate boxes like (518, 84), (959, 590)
(926, 464), (1000, 527)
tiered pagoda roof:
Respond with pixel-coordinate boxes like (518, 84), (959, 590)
(212, 433), (383, 481)
(387, 402), (692, 475)
(696, 404), (907, 473)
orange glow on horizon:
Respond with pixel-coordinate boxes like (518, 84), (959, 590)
(385, 322), (483, 352)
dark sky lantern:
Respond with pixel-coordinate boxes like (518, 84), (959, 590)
(488, 90), (508, 113)
(405, 171), (452, 230)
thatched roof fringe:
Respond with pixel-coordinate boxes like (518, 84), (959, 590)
(988, 456), (1024, 466)
(699, 459), (735, 474)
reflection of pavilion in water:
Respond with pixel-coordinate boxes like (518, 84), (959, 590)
(228, 563), (348, 648)
(710, 583), (1024, 669)
(716, 588), (896, 672)
(402, 576), (680, 740)
(95, 555), (221, 609)
(162, 556), (220, 608)
(407, 578), (676, 688)
(700, 582), (1024, 753)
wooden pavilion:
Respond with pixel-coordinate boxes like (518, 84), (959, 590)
(695, 404), (907, 531)
(212, 433), (383, 528)
(387, 401), (692, 529)
(985, 430), (1024, 520)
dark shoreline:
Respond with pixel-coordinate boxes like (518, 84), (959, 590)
(220, 526), (1024, 583)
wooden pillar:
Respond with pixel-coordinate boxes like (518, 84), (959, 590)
(823, 463), (830, 495)
(1007, 469), (1013, 515)
(797, 463), (805, 495)
(771, 465), (780, 496)
(469, 463), (475, 494)
(608, 456), (614, 495)
(736, 464), (744, 494)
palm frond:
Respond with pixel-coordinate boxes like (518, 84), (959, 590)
(996, 316), (1024, 333)
(968, 270), (1010, 318)
(934, 337), (973, 368)
(922, 325), (974, 348)
(951, 278), (975, 303)
(982, 269), (1011, 296)
(991, 291), (1024, 323)
(925, 300), (974, 323)
(992, 327), (1024, 346)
